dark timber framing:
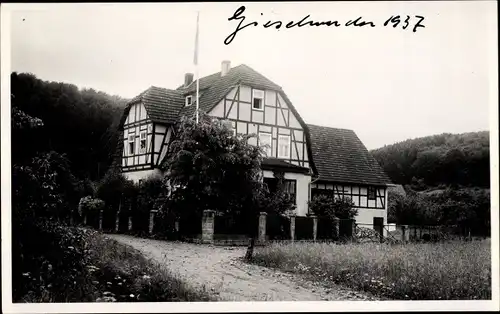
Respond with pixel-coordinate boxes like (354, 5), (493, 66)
(311, 181), (386, 209)
(219, 84), (310, 168)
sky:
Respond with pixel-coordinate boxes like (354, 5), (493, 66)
(6, 1), (497, 150)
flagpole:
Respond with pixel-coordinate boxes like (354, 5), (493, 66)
(196, 62), (200, 124)
(194, 11), (200, 124)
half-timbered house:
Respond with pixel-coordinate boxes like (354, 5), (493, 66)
(114, 61), (392, 229)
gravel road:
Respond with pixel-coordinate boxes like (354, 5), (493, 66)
(107, 234), (381, 301)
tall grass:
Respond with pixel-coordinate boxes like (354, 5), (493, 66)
(251, 240), (491, 300)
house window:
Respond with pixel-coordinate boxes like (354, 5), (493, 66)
(263, 178), (296, 204)
(139, 131), (147, 154)
(284, 179), (297, 204)
(185, 95), (192, 107)
(368, 187), (376, 200)
(311, 188), (333, 200)
(128, 135), (135, 155)
(258, 132), (272, 156)
(252, 89), (264, 110)
(278, 135), (290, 158)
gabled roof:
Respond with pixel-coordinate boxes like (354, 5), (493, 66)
(177, 64), (282, 118)
(307, 124), (392, 186)
(119, 86), (184, 127)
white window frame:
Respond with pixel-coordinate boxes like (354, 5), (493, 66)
(128, 134), (135, 156)
(278, 135), (290, 158)
(139, 131), (147, 154)
(185, 95), (192, 107)
(252, 89), (264, 111)
(258, 132), (272, 156)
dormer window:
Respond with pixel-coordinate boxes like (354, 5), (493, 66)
(185, 95), (192, 107)
(252, 89), (264, 110)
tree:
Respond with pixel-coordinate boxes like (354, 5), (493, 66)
(96, 168), (136, 212)
(11, 72), (128, 180)
(164, 113), (266, 258)
(166, 114), (262, 216)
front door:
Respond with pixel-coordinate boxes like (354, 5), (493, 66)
(373, 217), (384, 242)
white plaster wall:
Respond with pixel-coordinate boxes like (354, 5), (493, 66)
(354, 209), (388, 236)
(354, 208), (386, 225)
(123, 169), (163, 183)
(125, 102), (148, 124)
(262, 170), (311, 217)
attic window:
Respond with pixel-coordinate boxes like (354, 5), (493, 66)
(185, 95), (192, 107)
(252, 89), (264, 110)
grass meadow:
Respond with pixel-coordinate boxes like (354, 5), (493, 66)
(251, 239), (491, 300)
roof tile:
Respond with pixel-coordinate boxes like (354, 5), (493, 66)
(307, 124), (392, 186)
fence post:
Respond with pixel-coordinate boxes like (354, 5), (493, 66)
(202, 210), (215, 244)
(401, 225), (407, 243)
(149, 210), (157, 235)
(98, 210), (103, 231)
(258, 212), (267, 244)
(115, 211), (120, 233)
(351, 219), (357, 241)
(311, 215), (318, 242)
(333, 217), (340, 241)
(290, 215), (296, 242)
(115, 199), (121, 232)
(128, 215), (133, 231)
(379, 223), (384, 243)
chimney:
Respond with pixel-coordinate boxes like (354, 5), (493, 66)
(221, 60), (231, 77)
(184, 73), (194, 87)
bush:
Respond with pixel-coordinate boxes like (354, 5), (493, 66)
(78, 196), (105, 217)
(308, 195), (357, 220)
(12, 220), (213, 302)
(12, 151), (80, 223)
(388, 187), (490, 236)
(96, 169), (136, 211)
(12, 220), (96, 302)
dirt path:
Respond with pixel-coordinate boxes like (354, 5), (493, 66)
(107, 234), (381, 301)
